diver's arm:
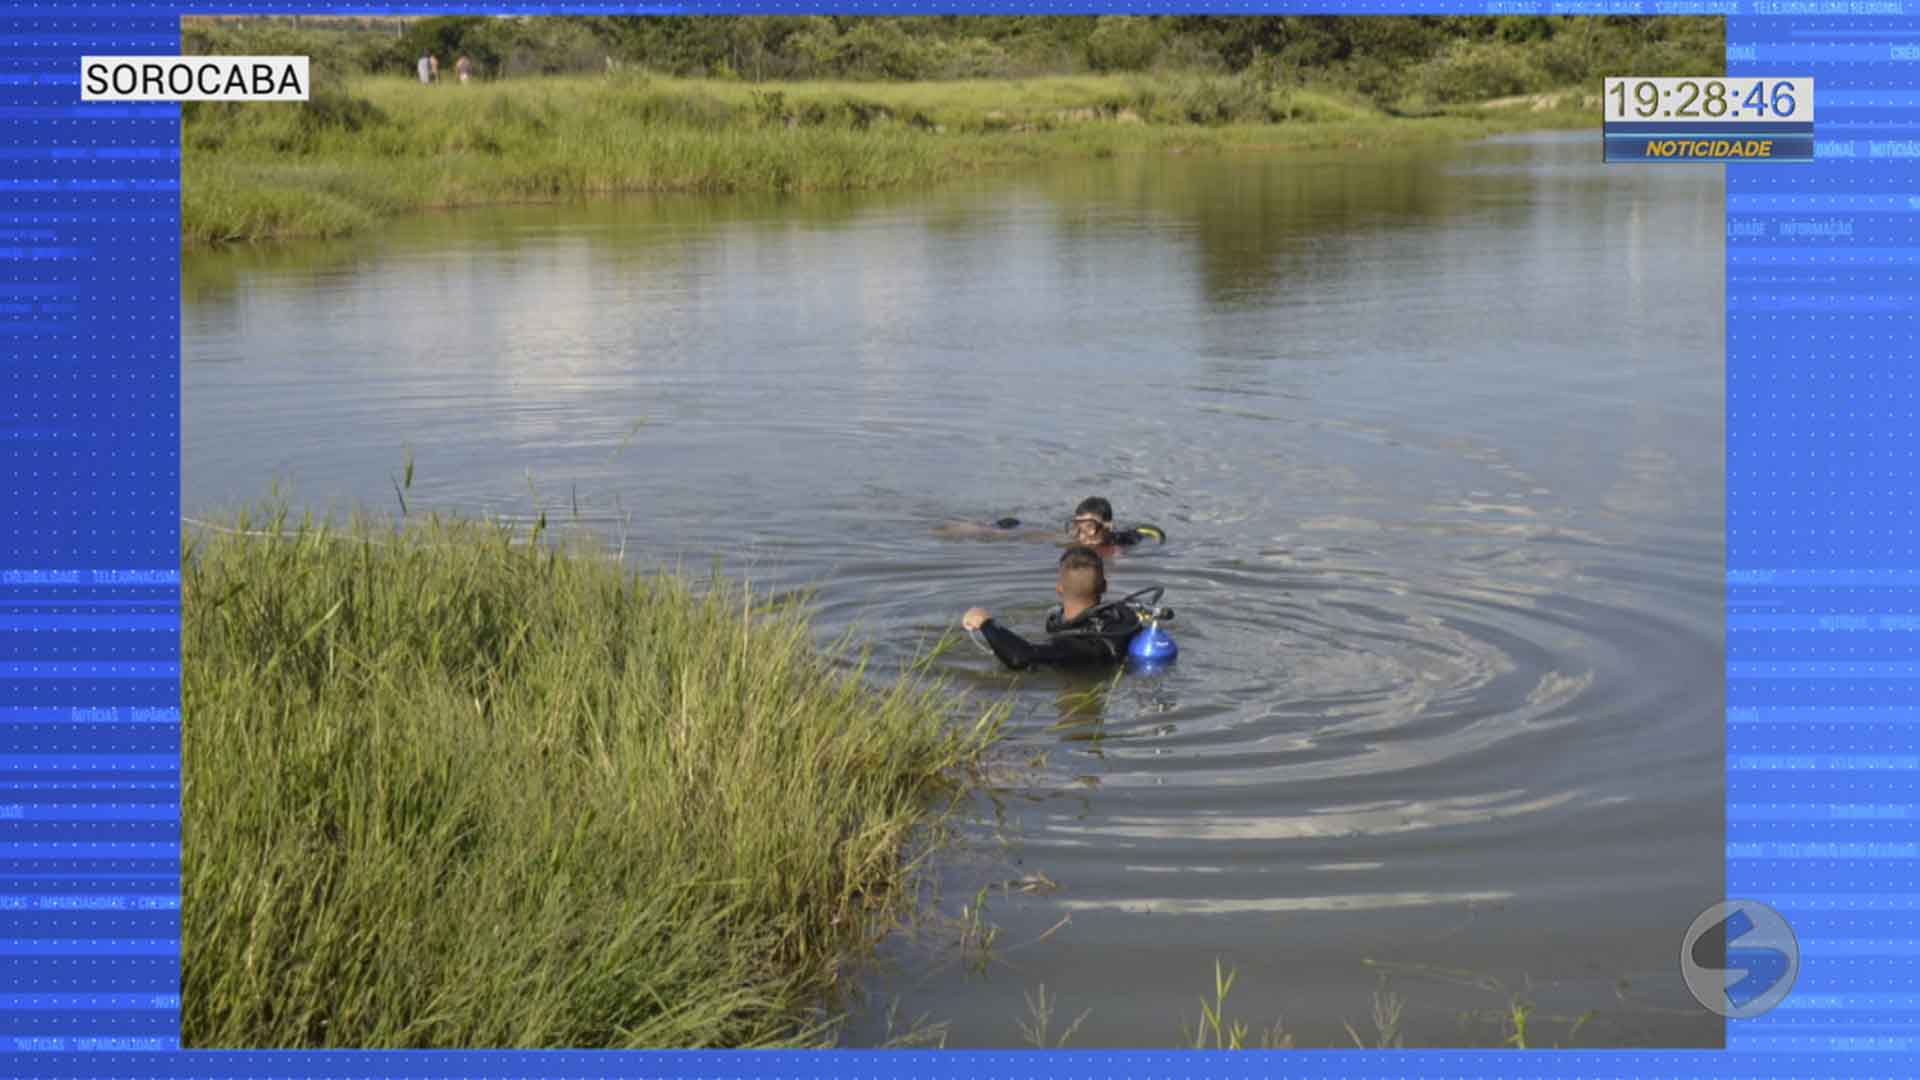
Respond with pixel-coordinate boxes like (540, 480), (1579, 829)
(966, 607), (1106, 669)
(935, 521), (1061, 542)
(976, 620), (1115, 670)
(975, 619), (1043, 670)
(993, 517), (1068, 542)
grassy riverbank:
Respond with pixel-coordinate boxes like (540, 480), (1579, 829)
(182, 73), (1597, 246)
(182, 507), (999, 1048)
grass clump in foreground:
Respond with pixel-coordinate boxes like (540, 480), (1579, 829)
(182, 507), (999, 1048)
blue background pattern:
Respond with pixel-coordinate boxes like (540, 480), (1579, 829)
(1, 2), (1916, 1077)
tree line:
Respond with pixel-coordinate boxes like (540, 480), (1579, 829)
(184, 15), (1722, 106)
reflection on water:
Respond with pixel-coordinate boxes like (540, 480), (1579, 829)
(184, 131), (1723, 1048)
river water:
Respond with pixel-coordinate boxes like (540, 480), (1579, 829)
(183, 131), (1724, 1048)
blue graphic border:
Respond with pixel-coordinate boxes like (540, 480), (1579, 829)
(2, 3), (1912, 1077)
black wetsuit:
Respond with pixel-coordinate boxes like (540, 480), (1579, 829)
(977, 603), (1143, 671)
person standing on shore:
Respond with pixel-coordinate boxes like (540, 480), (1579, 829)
(455, 54), (472, 84)
(428, 54), (440, 82)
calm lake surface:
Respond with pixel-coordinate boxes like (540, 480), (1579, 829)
(184, 131), (1724, 1048)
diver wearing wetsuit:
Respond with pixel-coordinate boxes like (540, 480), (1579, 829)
(936, 496), (1165, 550)
(962, 546), (1142, 670)
(1068, 496), (1164, 553)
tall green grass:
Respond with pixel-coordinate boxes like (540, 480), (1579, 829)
(182, 507), (1000, 1048)
(182, 73), (1597, 246)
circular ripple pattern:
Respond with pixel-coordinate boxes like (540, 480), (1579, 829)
(184, 134), (1724, 1048)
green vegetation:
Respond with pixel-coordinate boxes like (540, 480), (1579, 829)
(1182, 960), (1297, 1049)
(182, 505), (999, 1048)
(182, 73), (1588, 246)
(185, 15), (1721, 97)
(181, 16), (1722, 247)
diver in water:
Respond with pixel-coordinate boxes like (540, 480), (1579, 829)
(962, 546), (1144, 670)
(1066, 496), (1165, 556)
(936, 495), (1166, 552)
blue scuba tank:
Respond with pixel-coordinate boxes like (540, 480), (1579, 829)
(1128, 617), (1177, 665)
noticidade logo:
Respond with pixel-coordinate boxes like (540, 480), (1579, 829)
(1644, 139), (1779, 159)
(1680, 900), (1799, 1018)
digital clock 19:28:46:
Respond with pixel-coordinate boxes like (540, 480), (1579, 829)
(1608, 78), (1802, 121)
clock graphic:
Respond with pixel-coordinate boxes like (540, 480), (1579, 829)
(1603, 78), (1814, 163)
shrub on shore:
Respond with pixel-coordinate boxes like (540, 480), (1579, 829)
(182, 508), (998, 1047)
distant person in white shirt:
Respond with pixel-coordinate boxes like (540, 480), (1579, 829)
(416, 53), (431, 85)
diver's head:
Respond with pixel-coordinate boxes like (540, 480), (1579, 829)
(1069, 496), (1116, 546)
(1074, 496), (1114, 522)
(1056, 545), (1108, 610)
